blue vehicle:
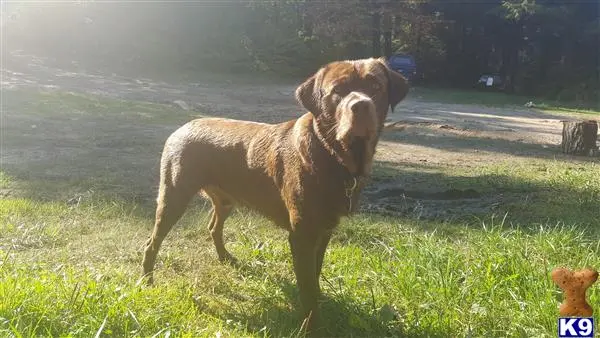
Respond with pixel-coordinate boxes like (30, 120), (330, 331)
(387, 54), (417, 82)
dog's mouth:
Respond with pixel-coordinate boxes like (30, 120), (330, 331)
(348, 136), (367, 176)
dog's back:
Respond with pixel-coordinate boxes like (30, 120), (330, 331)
(160, 117), (297, 227)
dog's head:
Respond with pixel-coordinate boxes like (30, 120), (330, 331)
(295, 58), (409, 176)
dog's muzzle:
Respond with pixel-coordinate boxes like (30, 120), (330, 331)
(336, 92), (377, 143)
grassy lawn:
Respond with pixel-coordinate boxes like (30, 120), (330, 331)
(1, 89), (599, 337)
(413, 87), (600, 116)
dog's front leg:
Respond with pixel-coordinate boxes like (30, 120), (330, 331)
(289, 229), (321, 334)
(315, 231), (332, 280)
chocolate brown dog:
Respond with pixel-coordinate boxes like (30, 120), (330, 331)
(142, 57), (409, 333)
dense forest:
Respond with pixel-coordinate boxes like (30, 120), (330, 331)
(2, 1), (599, 104)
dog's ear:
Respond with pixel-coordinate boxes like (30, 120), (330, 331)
(379, 58), (409, 112)
(295, 73), (321, 116)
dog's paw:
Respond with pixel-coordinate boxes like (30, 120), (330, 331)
(218, 252), (239, 266)
(136, 273), (154, 287)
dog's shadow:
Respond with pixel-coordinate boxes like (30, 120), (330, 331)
(194, 260), (409, 338)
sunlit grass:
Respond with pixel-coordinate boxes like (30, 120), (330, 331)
(1, 195), (598, 337)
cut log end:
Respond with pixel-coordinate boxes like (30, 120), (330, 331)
(561, 120), (599, 156)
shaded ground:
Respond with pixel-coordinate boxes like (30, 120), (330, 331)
(2, 50), (598, 221)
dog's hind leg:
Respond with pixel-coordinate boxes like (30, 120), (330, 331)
(142, 168), (197, 285)
(203, 188), (236, 264)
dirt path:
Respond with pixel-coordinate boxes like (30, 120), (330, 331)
(2, 51), (569, 133)
(2, 51), (304, 123)
(2, 51), (591, 219)
(3, 51), (572, 152)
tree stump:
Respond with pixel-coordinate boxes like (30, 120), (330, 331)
(561, 120), (599, 156)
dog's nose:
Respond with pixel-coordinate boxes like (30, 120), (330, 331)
(350, 100), (373, 114)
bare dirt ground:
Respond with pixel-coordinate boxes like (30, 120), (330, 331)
(2, 51), (596, 219)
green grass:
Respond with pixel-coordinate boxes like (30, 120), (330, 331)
(1, 89), (201, 204)
(373, 159), (600, 227)
(2, 89), (199, 123)
(1, 193), (598, 337)
(1, 88), (599, 337)
(413, 87), (600, 115)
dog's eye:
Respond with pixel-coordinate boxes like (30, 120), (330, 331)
(331, 87), (343, 95)
(329, 87), (343, 102)
(331, 93), (342, 103)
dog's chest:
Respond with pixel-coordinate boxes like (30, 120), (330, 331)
(295, 171), (365, 226)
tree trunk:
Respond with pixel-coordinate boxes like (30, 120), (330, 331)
(561, 120), (599, 156)
(372, 11), (381, 57)
(382, 12), (392, 58)
(383, 31), (392, 58)
(301, 1), (313, 38)
(393, 15), (399, 40)
(415, 18), (422, 57)
(507, 20), (523, 94)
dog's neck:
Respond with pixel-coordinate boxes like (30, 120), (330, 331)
(311, 116), (372, 182)
(311, 119), (372, 215)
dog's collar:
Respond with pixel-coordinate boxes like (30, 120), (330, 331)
(344, 174), (369, 214)
(344, 176), (359, 213)
(311, 118), (367, 214)
(312, 118), (344, 164)
(312, 117), (363, 176)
